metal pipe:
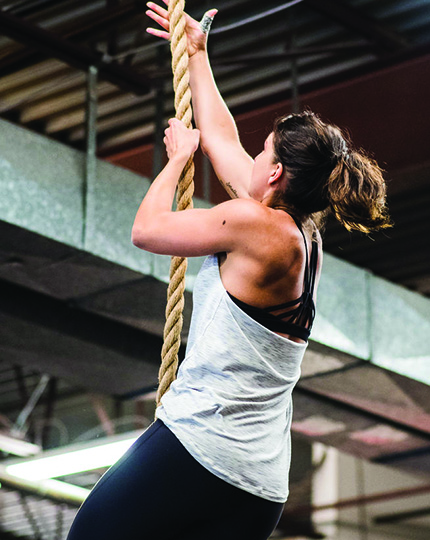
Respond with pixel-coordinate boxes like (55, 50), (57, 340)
(11, 374), (50, 437)
(86, 65), (98, 145)
(83, 65), (98, 248)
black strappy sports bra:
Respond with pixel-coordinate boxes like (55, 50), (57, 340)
(227, 224), (318, 342)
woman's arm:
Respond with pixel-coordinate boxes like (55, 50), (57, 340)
(132, 118), (262, 256)
(146, 1), (254, 199)
(188, 51), (254, 199)
(133, 194), (259, 257)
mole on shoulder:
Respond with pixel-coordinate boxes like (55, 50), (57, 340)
(222, 220), (226, 225)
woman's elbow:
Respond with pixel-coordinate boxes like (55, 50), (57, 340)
(131, 227), (164, 254)
(131, 225), (149, 250)
(199, 133), (221, 157)
(199, 138), (210, 158)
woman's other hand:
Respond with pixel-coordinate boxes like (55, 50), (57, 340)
(146, 1), (217, 57)
(164, 118), (200, 162)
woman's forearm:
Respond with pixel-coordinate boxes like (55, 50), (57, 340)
(131, 157), (187, 248)
(188, 51), (254, 199)
(189, 51), (240, 147)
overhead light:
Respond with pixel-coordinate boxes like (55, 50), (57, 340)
(38, 478), (90, 501)
(4, 429), (144, 481)
(0, 465), (90, 505)
(0, 466), (90, 503)
(0, 433), (41, 457)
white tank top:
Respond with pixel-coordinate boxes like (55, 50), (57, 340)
(156, 254), (307, 502)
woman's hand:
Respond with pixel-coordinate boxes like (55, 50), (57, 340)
(164, 118), (200, 162)
(146, 1), (217, 57)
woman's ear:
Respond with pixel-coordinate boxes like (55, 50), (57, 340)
(268, 163), (284, 185)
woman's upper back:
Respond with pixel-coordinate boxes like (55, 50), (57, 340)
(218, 205), (322, 342)
(218, 207), (322, 308)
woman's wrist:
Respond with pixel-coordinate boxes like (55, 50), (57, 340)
(167, 154), (190, 169)
(189, 48), (208, 62)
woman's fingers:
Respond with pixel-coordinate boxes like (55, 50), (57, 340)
(146, 27), (170, 39)
(146, 1), (219, 54)
(165, 118), (200, 157)
(206, 8), (218, 18)
(147, 2), (169, 21)
(146, 1), (171, 39)
(146, 9), (169, 31)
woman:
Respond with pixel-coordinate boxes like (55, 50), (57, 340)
(67, 4), (391, 540)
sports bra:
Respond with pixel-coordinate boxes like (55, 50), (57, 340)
(227, 223), (318, 342)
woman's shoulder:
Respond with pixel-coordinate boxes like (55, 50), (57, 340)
(218, 197), (268, 215)
(216, 199), (310, 262)
(220, 199), (301, 231)
(215, 198), (284, 235)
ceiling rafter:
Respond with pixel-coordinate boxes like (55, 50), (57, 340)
(0, 8), (153, 95)
(0, 1), (149, 79)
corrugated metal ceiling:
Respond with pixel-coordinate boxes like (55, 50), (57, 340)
(0, 0), (428, 151)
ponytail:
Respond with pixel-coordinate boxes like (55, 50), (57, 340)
(272, 112), (392, 234)
(326, 151), (392, 233)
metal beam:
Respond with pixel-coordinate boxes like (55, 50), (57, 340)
(83, 65), (98, 247)
(304, 0), (409, 53)
(0, 8), (152, 95)
(210, 43), (373, 66)
(0, 1), (146, 76)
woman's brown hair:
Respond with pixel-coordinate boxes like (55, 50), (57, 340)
(272, 111), (392, 233)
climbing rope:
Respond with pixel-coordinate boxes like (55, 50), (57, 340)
(156, 0), (194, 407)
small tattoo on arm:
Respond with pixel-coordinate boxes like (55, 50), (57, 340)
(226, 182), (239, 198)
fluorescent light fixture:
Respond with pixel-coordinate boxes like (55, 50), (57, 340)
(4, 429), (144, 481)
(0, 433), (41, 457)
(0, 464), (90, 505)
(41, 478), (91, 500)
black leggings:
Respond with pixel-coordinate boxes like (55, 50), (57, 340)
(67, 420), (284, 540)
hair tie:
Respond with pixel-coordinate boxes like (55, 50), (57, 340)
(340, 139), (350, 162)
